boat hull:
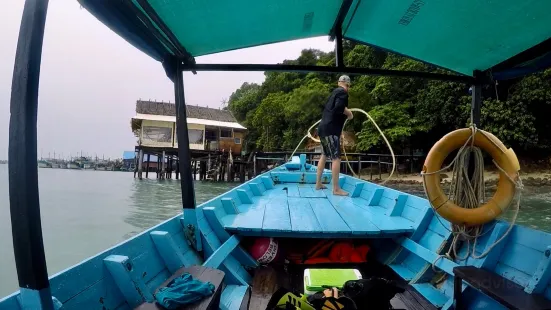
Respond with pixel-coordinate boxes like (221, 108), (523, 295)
(1, 155), (549, 310)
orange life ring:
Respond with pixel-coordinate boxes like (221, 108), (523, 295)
(422, 128), (520, 226)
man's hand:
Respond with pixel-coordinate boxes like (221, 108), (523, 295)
(344, 107), (353, 120)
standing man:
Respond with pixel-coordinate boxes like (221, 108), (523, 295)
(315, 75), (353, 195)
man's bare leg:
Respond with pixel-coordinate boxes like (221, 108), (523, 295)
(315, 155), (327, 190)
(332, 158), (348, 196)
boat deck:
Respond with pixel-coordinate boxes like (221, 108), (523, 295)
(216, 172), (421, 238)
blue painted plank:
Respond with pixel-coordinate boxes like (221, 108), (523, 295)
(271, 172), (331, 184)
(426, 214), (452, 238)
(494, 263), (531, 287)
(261, 176), (274, 189)
(351, 182), (364, 198)
(16, 289), (62, 310)
(348, 197), (414, 233)
(410, 208), (434, 242)
(220, 285), (249, 310)
(286, 184), (300, 197)
(249, 183), (263, 196)
(526, 246), (551, 294)
(262, 197), (292, 233)
(361, 202), (414, 228)
(203, 235), (241, 269)
(58, 276), (125, 310)
(411, 283), (449, 308)
(150, 231), (187, 273)
(418, 231), (446, 252)
(223, 204), (266, 233)
(204, 207), (231, 242)
(237, 189), (252, 204)
(389, 194), (408, 216)
(324, 194), (380, 235)
(103, 255), (154, 307)
(288, 197), (323, 233)
(369, 189), (384, 206)
(300, 154), (307, 171)
(399, 238), (458, 275)
(0, 294), (21, 310)
(200, 223), (252, 286)
(499, 242), (541, 276)
(298, 185), (326, 198)
(202, 207), (258, 268)
(389, 264), (416, 281)
(298, 186), (315, 197)
(49, 217), (183, 304)
(309, 199), (351, 234)
(146, 269), (171, 294)
(221, 198), (239, 214)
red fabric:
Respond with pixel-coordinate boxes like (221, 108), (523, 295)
(288, 241), (370, 264)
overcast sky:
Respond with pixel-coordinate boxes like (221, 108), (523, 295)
(0, 1), (334, 160)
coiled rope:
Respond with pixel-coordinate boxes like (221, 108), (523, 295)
(289, 108), (396, 185)
(421, 126), (523, 272)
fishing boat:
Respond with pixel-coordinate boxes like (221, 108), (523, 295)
(3, 1), (551, 310)
(66, 161), (80, 170)
(37, 160), (51, 168)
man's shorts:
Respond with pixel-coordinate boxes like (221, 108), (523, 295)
(320, 135), (341, 160)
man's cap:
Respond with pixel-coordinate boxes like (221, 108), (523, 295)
(338, 75), (351, 85)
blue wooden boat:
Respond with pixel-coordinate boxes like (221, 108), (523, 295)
(3, 1), (551, 309)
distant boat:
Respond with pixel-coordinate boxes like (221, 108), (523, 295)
(66, 162), (80, 169)
(83, 163), (94, 169)
(37, 160), (51, 168)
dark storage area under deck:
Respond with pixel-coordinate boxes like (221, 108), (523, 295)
(245, 254), (437, 310)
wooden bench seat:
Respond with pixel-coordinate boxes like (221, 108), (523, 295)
(453, 266), (551, 310)
(135, 265), (225, 310)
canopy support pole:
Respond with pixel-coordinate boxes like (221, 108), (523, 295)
(9, 0), (55, 309)
(335, 25), (344, 68)
(330, 0), (351, 68)
(174, 60), (202, 251)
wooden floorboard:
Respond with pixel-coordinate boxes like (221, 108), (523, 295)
(222, 183), (416, 237)
(249, 266), (284, 310)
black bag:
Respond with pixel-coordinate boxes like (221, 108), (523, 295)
(340, 277), (406, 310)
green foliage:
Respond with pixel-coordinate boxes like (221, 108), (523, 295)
(227, 45), (551, 157)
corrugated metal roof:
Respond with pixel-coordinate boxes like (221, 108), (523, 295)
(136, 100), (237, 123)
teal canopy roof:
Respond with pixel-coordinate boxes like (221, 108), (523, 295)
(78, 0), (551, 80)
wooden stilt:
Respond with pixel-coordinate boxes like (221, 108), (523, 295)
(137, 149), (144, 180)
(133, 151), (138, 178)
(157, 156), (161, 179)
(240, 164), (245, 183)
(218, 155), (223, 182)
(253, 154), (257, 177)
(161, 151), (166, 179)
(176, 160), (180, 180)
(145, 154), (150, 178)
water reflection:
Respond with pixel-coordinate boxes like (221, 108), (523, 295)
(125, 178), (236, 237)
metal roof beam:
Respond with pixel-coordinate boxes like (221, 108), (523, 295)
(181, 63), (475, 83)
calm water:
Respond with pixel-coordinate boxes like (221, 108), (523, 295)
(0, 164), (235, 297)
(0, 165), (550, 297)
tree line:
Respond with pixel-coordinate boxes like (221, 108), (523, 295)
(227, 41), (551, 160)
